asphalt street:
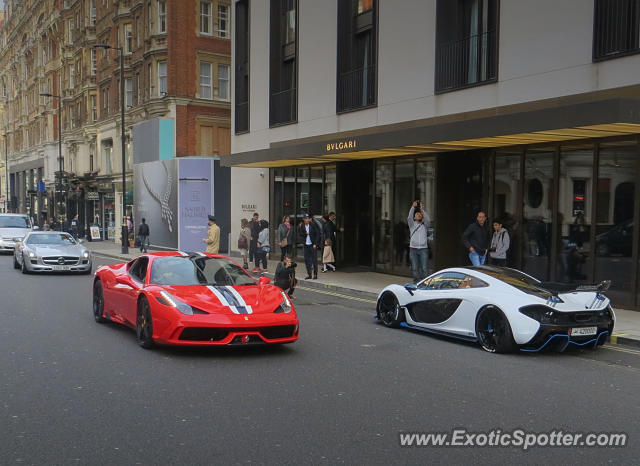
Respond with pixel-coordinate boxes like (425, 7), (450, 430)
(1, 255), (639, 465)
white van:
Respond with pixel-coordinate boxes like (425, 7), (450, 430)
(0, 214), (36, 252)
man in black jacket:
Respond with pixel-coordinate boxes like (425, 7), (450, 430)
(137, 218), (150, 253)
(298, 213), (321, 279)
(462, 211), (490, 266)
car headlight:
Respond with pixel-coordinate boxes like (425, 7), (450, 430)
(274, 291), (292, 313)
(83, 251), (90, 258)
(519, 305), (557, 324)
(156, 290), (194, 315)
(28, 251), (36, 258)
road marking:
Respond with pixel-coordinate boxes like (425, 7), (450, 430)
(603, 344), (640, 355)
(297, 285), (377, 304)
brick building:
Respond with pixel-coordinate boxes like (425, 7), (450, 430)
(0, 0), (230, 238)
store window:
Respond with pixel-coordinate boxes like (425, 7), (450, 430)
(375, 161), (392, 272)
(393, 161), (414, 275)
(596, 142), (638, 306)
(493, 149), (522, 267)
(522, 148), (555, 281)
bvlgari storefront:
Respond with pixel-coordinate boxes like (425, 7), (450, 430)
(227, 99), (640, 308)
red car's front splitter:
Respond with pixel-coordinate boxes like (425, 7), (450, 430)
(152, 312), (299, 346)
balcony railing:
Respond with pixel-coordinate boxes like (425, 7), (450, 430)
(269, 88), (297, 126)
(337, 65), (376, 113)
(435, 29), (497, 93)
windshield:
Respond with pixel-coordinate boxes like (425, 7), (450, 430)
(150, 256), (257, 286)
(466, 265), (554, 299)
(0, 216), (31, 229)
(26, 233), (77, 246)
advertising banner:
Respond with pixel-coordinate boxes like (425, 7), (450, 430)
(178, 158), (213, 252)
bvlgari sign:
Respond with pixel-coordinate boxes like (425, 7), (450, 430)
(326, 139), (357, 152)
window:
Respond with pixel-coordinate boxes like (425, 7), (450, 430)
(435, 0), (499, 93)
(593, 0), (640, 60)
(269, 0), (298, 125)
(200, 62), (213, 99)
(235, 0), (249, 133)
(217, 63), (229, 100)
(136, 16), (142, 47)
(129, 257), (149, 283)
(91, 95), (97, 121)
(103, 140), (113, 174)
(216, 3), (230, 38)
(69, 64), (75, 89)
(68, 19), (74, 44)
(90, 0), (96, 24)
(124, 24), (133, 54)
(125, 78), (133, 107)
(336, 0), (377, 112)
(91, 49), (97, 75)
(157, 60), (167, 95)
(200, 1), (213, 34)
(148, 63), (152, 98)
(158, 0), (167, 33)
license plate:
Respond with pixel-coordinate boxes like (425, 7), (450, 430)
(53, 265), (68, 271)
(570, 326), (597, 336)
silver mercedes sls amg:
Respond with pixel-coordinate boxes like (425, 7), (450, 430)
(13, 231), (92, 274)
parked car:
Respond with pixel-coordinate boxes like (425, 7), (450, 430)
(0, 213), (37, 253)
(595, 220), (633, 256)
(13, 231), (92, 274)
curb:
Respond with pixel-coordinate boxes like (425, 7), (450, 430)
(610, 334), (640, 349)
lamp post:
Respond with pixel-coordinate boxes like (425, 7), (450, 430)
(95, 44), (128, 254)
(39, 93), (64, 231)
(3, 134), (8, 213)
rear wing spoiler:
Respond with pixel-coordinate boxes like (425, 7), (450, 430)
(574, 280), (611, 293)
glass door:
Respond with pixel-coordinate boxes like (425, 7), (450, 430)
(375, 161), (392, 272)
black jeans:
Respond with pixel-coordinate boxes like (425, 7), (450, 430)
(254, 250), (268, 269)
(303, 245), (318, 277)
(490, 257), (507, 267)
(280, 244), (292, 262)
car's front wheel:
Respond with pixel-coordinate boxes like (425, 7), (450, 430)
(20, 253), (29, 274)
(475, 306), (517, 353)
(377, 292), (405, 328)
(13, 254), (20, 269)
(136, 297), (154, 349)
(92, 280), (109, 323)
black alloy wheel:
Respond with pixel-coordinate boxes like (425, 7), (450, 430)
(136, 297), (154, 349)
(377, 292), (405, 328)
(92, 280), (109, 323)
(13, 253), (19, 269)
(475, 306), (517, 354)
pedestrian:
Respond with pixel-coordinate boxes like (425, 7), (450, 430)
(321, 215), (336, 272)
(277, 215), (294, 262)
(489, 219), (510, 266)
(248, 212), (260, 264)
(43, 219), (50, 231)
(274, 255), (297, 297)
(407, 200), (431, 284)
(254, 219), (270, 271)
(203, 215), (220, 254)
(462, 211), (490, 266)
(238, 218), (251, 269)
(137, 218), (150, 253)
(70, 214), (79, 238)
(297, 212), (321, 279)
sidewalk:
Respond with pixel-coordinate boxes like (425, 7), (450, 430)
(85, 240), (640, 348)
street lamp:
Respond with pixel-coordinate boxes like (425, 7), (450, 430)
(95, 43), (128, 254)
(3, 134), (8, 213)
(39, 93), (63, 231)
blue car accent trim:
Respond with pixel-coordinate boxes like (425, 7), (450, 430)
(520, 331), (609, 353)
(400, 322), (478, 342)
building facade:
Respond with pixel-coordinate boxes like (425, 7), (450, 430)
(0, 0), (231, 239)
(228, 0), (640, 308)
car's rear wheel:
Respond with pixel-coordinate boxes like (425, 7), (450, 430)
(92, 280), (109, 323)
(20, 253), (29, 274)
(377, 292), (405, 328)
(475, 306), (517, 353)
(13, 254), (19, 269)
(136, 297), (154, 349)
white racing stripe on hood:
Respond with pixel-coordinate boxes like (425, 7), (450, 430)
(206, 285), (239, 314)
(225, 286), (254, 314)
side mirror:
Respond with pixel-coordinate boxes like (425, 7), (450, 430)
(404, 284), (418, 296)
(78, 238), (84, 244)
(32, 226), (40, 230)
(259, 276), (271, 286)
(116, 275), (133, 287)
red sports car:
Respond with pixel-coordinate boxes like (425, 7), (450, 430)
(92, 251), (299, 348)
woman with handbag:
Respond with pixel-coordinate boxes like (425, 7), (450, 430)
(238, 219), (251, 269)
(278, 215), (294, 261)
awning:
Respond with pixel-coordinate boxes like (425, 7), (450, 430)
(223, 98), (640, 167)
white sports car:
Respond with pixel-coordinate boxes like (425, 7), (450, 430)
(376, 265), (615, 353)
